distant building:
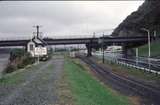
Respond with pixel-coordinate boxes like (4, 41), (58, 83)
(106, 46), (122, 52)
(27, 36), (47, 57)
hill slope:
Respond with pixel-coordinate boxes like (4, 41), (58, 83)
(138, 40), (160, 57)
(112, 0), (160, 37)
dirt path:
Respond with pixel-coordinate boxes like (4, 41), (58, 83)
(0, 56), (64, 105)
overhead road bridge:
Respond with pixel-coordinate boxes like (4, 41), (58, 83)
(0, 35), (157, 56)
(43, 36), (151, 47)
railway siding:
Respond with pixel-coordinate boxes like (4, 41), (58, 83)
(78, 55), (160, 105)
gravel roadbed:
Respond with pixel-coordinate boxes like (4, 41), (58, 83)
(0, 56), (64, 105)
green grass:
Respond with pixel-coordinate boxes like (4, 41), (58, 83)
(95, 56), (160, 82)
(0, 62), (42, 85)
(107, 61), (160, 82)
(138, 41), (160, 57)
(0, 73), (24, 84)
(64, 58), (131, 105)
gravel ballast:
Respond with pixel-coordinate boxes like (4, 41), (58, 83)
(0, 56), (64, 105)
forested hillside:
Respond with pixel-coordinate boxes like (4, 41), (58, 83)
(112, 0), (160, 37)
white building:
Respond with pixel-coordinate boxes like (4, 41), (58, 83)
(27, 36), (47, 57)
(106, 46), (122, 52)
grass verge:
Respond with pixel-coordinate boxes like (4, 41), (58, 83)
(64, 57), (131, 105)
(0, 62), (43, 85)
(108, 62), (160, 81)
(95, 56), (160, 82)
(138, 41), (160, 57)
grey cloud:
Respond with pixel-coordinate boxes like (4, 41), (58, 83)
(0, 1), (144, 38)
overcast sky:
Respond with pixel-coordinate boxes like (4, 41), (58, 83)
(0, 1), (144, 39)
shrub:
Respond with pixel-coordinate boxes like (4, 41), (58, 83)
(17, 55), (35, 69)
(10, 49), (25, 61)
(4, 49), (36, 74)
(22, 57), (35, 65)
(4, 65), (16, 73)
(17, 63), (25, 69)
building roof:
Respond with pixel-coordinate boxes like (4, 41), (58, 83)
(31, 36), (47, 47)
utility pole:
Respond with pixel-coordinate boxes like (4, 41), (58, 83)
(33, 25), (42, 64)
(136, 48), (138, 65)
(154, 30), (156, 40)
(36, 25), (39, 38)
(113, 43), (115, 61)
(33, 25), (42, 38)
(102, 32), (105, 64)
(78, 44), (80, 53)
(141, 28), (151, 71)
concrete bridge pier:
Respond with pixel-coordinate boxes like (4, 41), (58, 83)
(122, 46), (135, 59)
(86, 43), (92, 57)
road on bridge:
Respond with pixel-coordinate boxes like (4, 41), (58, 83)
(0, 56), (64, 105)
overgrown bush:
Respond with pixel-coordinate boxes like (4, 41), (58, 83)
(22, 56), (35, 65)
(17, 63), (25, 69)
(4, 65), (16, 73)
(9, 48), (25, 61)
(4, 49), (35, 74)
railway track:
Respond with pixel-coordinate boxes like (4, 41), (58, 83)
(77, 55), (160, 105)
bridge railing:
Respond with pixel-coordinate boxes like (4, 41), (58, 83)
(46, 35), (102, 39)
(0, 35), (103, 41)
(0, 36), (30, 41)
(0, 34), (157, 41)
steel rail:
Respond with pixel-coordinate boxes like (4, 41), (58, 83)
(78, 55), (160, 105)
